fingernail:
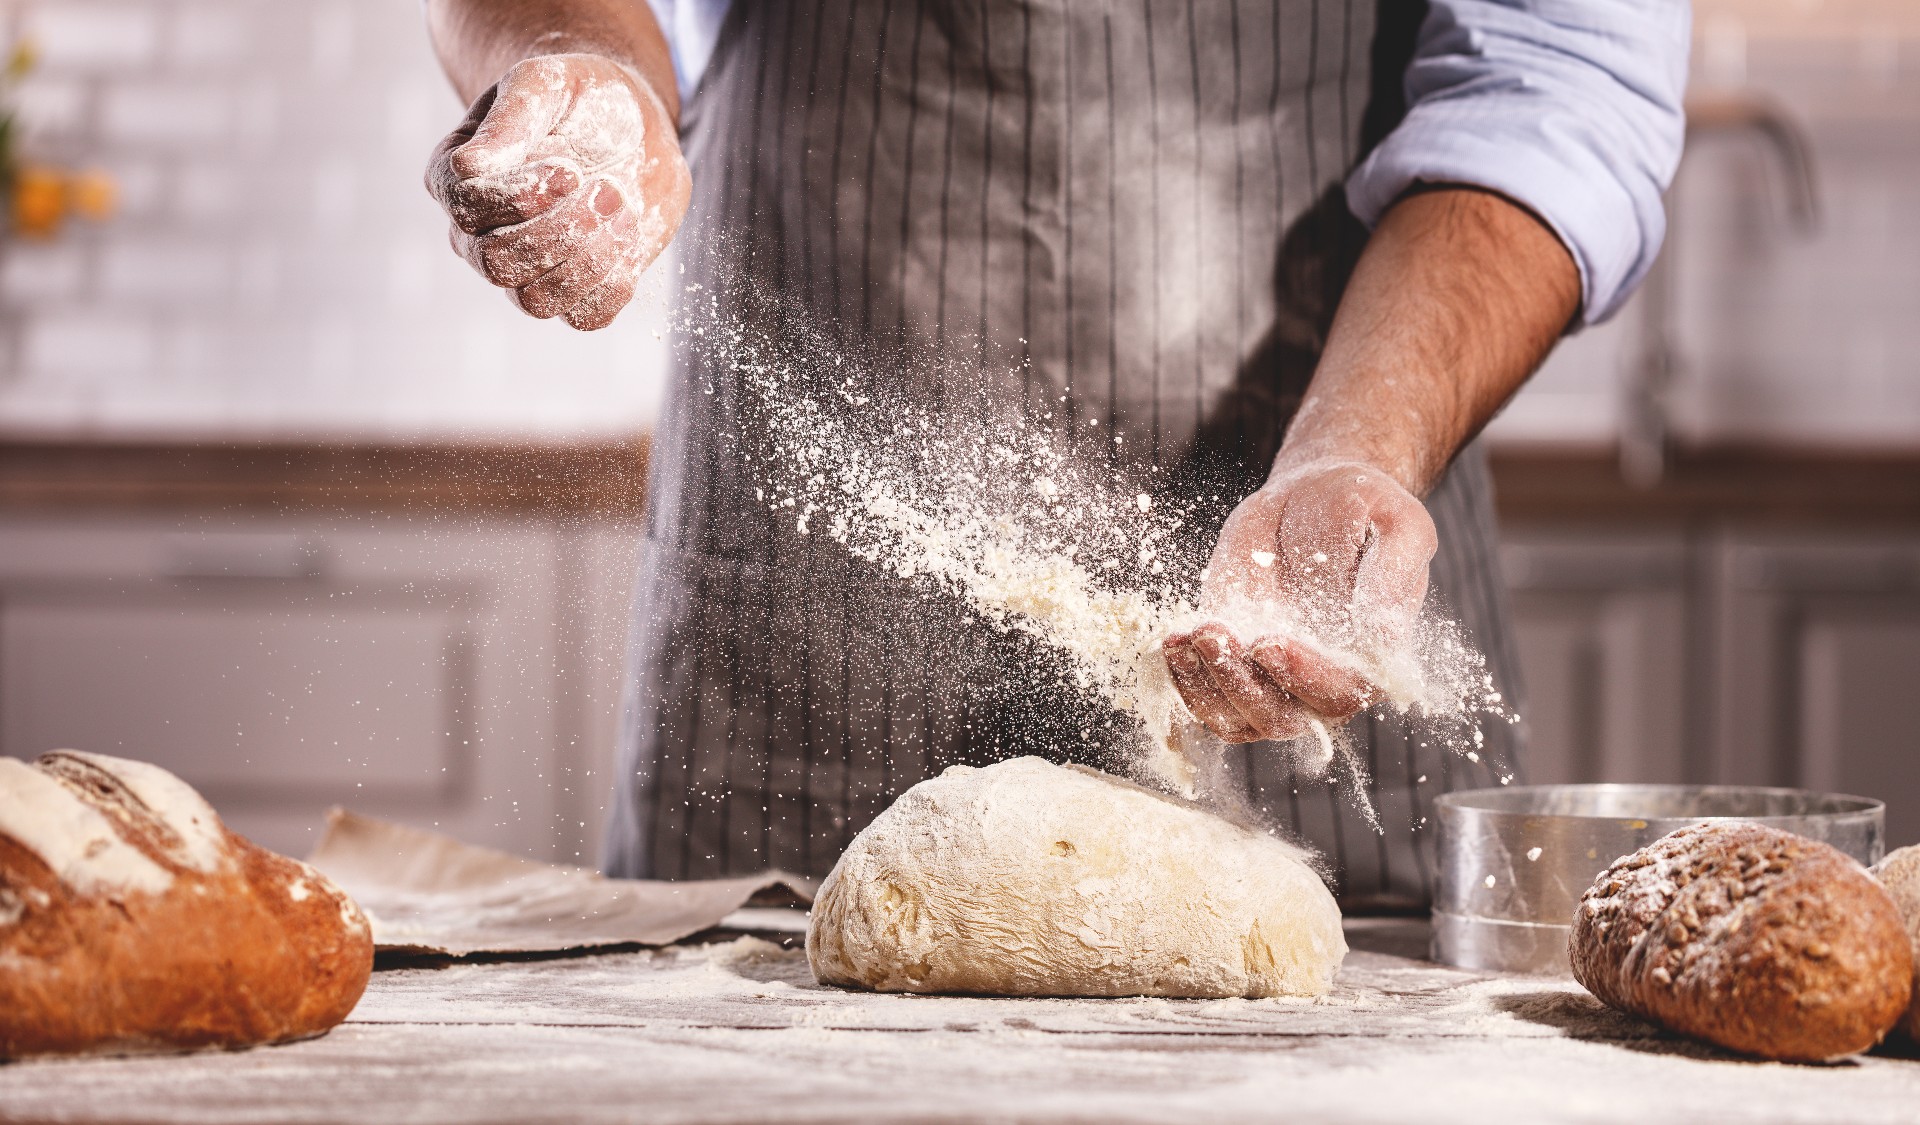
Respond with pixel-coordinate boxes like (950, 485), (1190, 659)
(590, 180), (623, 217)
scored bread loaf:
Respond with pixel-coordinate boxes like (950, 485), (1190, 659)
(0, 751), (373, 1058)
(1870, 844), (1920, 1041)
(1569, 822), (1911, 1062)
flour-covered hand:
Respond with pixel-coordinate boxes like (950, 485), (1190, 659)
(426, 53), (691, 330)
(1163, 460), (1436, 743)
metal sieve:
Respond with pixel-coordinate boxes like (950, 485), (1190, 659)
(1431, 784), (1885, 975)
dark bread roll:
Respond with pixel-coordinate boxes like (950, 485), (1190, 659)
(0, 751), (373, 1058)
(1870, 843), (1920, 1041)
(1570, 822), (1911, 1062)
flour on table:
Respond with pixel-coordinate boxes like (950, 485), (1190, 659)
(807, 757), (1346, 999)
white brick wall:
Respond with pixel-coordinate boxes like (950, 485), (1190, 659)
(98, 82), (233, 147)
(24, 3), (158, 70)
(99, 238), (228, 301)
(0, 0), (1911, 445)
(0, 0), (667, 440)
(24, 312), (152, 377)
(0, 242), (86, 304)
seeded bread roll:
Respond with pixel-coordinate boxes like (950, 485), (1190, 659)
(1870, 843), (1920, 1041)
(0, 751), (373, 1058)
(1569, 822), (1911, 1062)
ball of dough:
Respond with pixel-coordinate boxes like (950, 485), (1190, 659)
(806, 756), (1346, 998)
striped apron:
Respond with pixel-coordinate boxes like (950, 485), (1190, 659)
(606, 0), (1526, 912)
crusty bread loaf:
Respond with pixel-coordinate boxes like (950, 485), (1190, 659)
(1871, 843), (1920, 1041)
(0, 751), (373, 1058)
(1569, 822), (1911, 1062)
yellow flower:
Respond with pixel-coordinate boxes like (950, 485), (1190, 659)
(69, 169), (115, 220)
(12, 164), (65, 238)
(5, 39), (36, 83)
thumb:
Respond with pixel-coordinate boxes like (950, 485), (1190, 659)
(448, 65), (574, 180)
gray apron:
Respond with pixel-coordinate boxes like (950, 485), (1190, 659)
(607, 0), (1525, 911)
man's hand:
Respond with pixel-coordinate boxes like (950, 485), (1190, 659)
(426, 53), (690, 330)
(1163, 462), (1436, 743)
(1162, 187), (1580, 746)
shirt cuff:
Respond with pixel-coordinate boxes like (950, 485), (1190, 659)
(1350, 99), (1678, 326)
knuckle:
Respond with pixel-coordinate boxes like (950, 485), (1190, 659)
(565, 300), (618, 331)
(509, 285), (559, 320)
(488, 255), (546, 289)
(506, 56), (563, 85)
(444, 206), (484, 235)
(471, 234), (543, 287)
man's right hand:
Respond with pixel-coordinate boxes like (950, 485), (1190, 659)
(425, 53), (690, 331)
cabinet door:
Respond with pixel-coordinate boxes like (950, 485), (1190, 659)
(1501, 534), (1692, 786)
(3, 589), (474, 801)
(0, 516), (606, 862)
(1715, 536), (1920, 846)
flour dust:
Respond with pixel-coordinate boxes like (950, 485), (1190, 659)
(665, 281), (1514, 833)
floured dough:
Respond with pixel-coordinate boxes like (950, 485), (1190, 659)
(806, 756), (1345, 998)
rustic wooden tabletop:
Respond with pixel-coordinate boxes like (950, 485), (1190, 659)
(4, 919), (1917, 1124)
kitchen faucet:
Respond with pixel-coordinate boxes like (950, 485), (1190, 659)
(1620, 93), (1821, 488)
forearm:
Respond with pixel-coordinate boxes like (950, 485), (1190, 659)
(1279, 186), (1580, 496)
(425, 0), (678, 121)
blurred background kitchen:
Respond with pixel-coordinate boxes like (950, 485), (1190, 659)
(1, 0), (1916, 862)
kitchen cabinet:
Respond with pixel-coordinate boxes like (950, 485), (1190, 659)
(1500, 532), (1693, 788)
(0, 512), (641, 864)
(1501, 523), (1920, 848)
(1711, 534), (1920, 846)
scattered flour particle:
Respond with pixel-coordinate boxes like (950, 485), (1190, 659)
(674, 293), (1520, 823)
(1484, 875), (1497, 888)
(1526, 847), (1543, 861)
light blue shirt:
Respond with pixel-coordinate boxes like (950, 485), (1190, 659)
(645, 0), (1689, 325)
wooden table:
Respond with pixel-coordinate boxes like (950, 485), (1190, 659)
(4, 920), (1918, 1124)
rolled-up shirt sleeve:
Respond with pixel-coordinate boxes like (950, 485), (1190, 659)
(1346, 0), (1690, 325)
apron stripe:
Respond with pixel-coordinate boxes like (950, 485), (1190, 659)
(616, 0), (1526, 911)
(1101, 16), (1119, 449)
(859, 4), (895, 340)
(1142, 4), (1163, 467)
(1186, 3), (1205, 431)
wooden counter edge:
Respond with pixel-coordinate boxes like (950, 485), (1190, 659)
(4, 439), (1920, 525)
(0, 439), (652, 518)
(1489, 446), (1920, 526)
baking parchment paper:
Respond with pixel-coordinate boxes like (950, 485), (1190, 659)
(307, 809), (816, 957)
